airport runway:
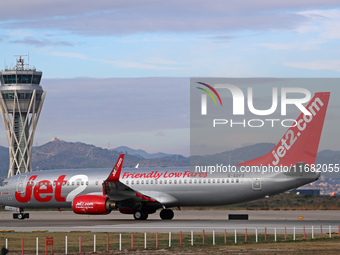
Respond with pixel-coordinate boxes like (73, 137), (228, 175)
(0, 210), (339, 234)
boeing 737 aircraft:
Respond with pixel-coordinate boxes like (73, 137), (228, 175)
(0, 92), (330, 220)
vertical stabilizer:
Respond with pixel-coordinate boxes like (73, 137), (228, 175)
(237, 92), (330, 166)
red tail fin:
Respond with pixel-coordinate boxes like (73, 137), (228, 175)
(106, 154), (125, 182)
(237, 92), (330, 166)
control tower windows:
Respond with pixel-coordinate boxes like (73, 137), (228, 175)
(17, 75), (32, 84)
(32, 75), (41, 84)
(1, 74), (41, 84)
(2, 93), (35, 100)
(3, 75), (16, 84)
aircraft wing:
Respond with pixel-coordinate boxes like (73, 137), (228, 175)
(102, 155), (177, 206)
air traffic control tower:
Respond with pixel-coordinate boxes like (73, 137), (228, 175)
(0, 55), (46, 177)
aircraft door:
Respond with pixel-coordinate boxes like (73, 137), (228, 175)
(16, 175), (27, 194)
(252, 178), (261, 191)
(7, 178), (12, 200)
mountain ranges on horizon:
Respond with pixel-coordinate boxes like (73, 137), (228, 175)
(0, 139), (339, 178)
(111, 145), (173, 159)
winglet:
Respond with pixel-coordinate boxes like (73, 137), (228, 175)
(106, 154), (125, 182)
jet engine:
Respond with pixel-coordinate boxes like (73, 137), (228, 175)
(72, 195), (117, 214)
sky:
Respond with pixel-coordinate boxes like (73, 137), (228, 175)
(1, 1), (340, 156)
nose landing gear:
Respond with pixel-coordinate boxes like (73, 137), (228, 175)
(13, 208), (29, 220)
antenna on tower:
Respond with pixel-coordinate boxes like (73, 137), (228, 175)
(13, 54), (28, 70)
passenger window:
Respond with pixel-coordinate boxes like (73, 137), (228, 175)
(231, 179), (234, 183)
(203, 179), (206, 184)
(131, 181), (134, 185)
(126, 181), (129, 185)
(189, 180), (192, 184)
(222, 179), (225, 183)
(227, 179), (229, 183)
(169, 180), (172, 184)
(159, 180), (162, 184)
(151, 180), (153, 184)
(141, 180), (144, 184)
(72, 182), (75, 186)
(199, 179), (201, 183)
(155, 180), (157, 184)
(146, 180), (149, 184)
(136, 180), (139, 184)
(95, 181), (98, 185)
(194, 179), (197, 184)
(236, 179), (239, 183)
(208, 179), (211, 183)
(217, 179), (220, 183)
(174, 180), (177, 184)
(164, 180), (167, 184)
(212, 179), (215, 183)
(81, 182), (84, 185)
(184, 180), (187, 184)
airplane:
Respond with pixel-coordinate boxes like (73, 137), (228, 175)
(0, 92), (330, 220)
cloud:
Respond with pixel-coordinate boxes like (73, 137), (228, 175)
(40, 77), (190, 134)
(3, 1), (339, 36)
(258, 40), (324, 51)
(285, 60), (340, 72)
(296, 9), (340, 39)
(50, 51), (183, 70)
(204, 35), (235, 43)
(10, 36), (73, 47)
(26, 77), (190, 154)
(50, 51), (87, 59)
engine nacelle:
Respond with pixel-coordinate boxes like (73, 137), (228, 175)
(72, 195), (117, 215)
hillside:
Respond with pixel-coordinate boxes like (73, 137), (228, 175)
(190, 143), (276, 166)
(0, 140), (339, 179)
(112, 146), (172, 159)
(31, 138), (189, 171)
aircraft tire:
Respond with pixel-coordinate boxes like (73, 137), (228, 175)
(133, 210), (148, 220)
(160, 209), (174, 220)
(14, 213), (26, 220)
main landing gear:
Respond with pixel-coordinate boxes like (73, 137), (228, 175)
(133, 210), (148, 220)
(160, 209), (174, 220)
(133, 208), (174, 220)
(13, 208), (29, 220)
